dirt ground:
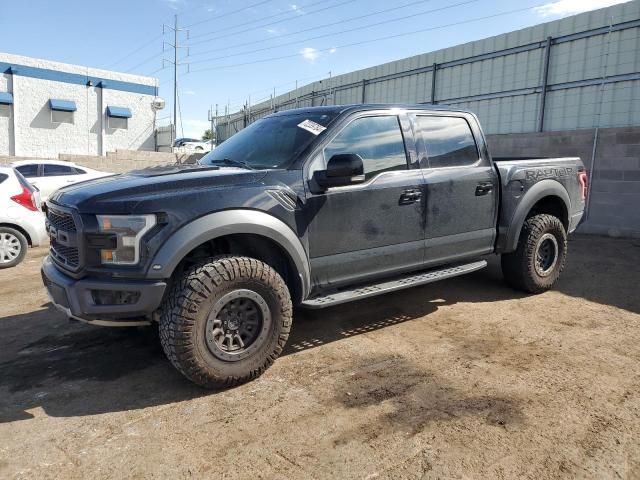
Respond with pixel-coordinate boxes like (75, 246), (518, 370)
(0, 235), (638, 479)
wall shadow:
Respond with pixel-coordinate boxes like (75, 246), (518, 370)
(29, 103), (59, 130)
(553, 235), (640, 314)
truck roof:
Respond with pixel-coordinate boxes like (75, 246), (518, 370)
(269, 103), (473, 117)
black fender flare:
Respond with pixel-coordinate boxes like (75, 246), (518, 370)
(500, 179), (571, 253)
(146, 210), (310, 301)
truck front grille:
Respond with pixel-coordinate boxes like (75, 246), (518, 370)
(47, 205), (81, 271)
(47, 208), (76, 232)
(50, 240), (79, 268)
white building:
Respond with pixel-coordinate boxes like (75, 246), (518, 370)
(0, 52), (162, 158)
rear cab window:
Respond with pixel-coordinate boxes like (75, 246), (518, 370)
(415, 115), (479, 168)
(323, 115), (409, 180)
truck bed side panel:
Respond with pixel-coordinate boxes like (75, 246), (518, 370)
(495, 157), (586, 253)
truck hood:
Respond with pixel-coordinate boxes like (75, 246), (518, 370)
(50, 164), (268, 212)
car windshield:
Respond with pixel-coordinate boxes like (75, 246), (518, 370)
(200, 112), (337, 170)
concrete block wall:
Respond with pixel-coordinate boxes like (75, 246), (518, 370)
(0, 150), (204, 174)
(487, 126), (640, 238)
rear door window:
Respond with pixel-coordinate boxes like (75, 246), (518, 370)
(15, 164), (39, 178)
(416, 116), (479, 168)
(43, 164), (76, 176)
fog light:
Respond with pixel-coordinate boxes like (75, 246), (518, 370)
(91, 290), (141, 306)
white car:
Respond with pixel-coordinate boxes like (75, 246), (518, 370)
(11, 160), (112, 202)
(180, 139), (215, 152)
(0, 166), (48, 268)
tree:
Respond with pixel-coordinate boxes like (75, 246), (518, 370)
(202, 129), (215, 141)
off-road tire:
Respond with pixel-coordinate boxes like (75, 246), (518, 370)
(501, 214), (567, 294)
(159, 256), (292, 388)
(0, 227), (27, 269)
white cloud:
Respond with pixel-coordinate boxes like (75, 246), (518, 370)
(165, 0), (181, 10)
(329, 47), (337, 54)
(300, 47), (320, 62)
(266, 28), (280, 35)
(534, 0), (629, 17)
(290, 4), (305, 15)
(184, 89), (196, 95)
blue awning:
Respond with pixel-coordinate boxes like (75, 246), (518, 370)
(0, 92), (13, 105)
(106, 106), (132, 118)
(49, 99), (77, 112)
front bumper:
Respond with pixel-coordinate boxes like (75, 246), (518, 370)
(41, 256), (167, 326)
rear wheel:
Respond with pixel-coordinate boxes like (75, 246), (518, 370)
(159, 256), (292, 388)
(501, 214), (567, 293)
(0, 227), (27, 269)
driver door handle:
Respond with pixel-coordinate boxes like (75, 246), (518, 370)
(399, 189), (422, 205)
(475, 182), (494, 196)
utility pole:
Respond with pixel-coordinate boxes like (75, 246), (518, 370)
(207, 104), (216, 143)
(163, 15), (189, 153)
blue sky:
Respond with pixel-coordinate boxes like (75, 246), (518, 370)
(0, 0), (630, 138)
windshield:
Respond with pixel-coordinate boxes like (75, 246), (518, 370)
(200, 112), (337, 170)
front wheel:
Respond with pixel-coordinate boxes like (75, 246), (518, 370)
(501, 214), (567, 294)
(159, 256), (292, 388)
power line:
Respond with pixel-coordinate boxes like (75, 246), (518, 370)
(184, 0), (273, 29)
(125, 49), (165, 73)
(119, 0), (359, 73)
(188, 0), (435, 58)
(187, 0), (360, 45)
(215, 72), (334, 111)
(185, 0), (330, 42)
(190, 2), (549, 74)
(109, 34), (164, 69)
(189, 0), (479, 66)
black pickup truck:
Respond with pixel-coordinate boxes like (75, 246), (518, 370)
(42, 104), (588, 387)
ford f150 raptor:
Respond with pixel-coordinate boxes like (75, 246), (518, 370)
(42, 104), (588, 387)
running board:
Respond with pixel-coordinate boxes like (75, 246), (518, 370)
(301, 260), (487, 309)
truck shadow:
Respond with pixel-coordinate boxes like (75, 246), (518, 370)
(0, 265), (521, 423)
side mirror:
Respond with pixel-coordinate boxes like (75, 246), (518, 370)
(312, 153), (365, 190)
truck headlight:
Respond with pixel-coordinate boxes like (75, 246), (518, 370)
(96, 214), (156, 265)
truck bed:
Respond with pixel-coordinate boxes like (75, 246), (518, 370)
(494, 156), (586, 253)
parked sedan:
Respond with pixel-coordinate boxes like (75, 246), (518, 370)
(0, 167), (48, 268)
(181, 139), (215, 152)
(11, 160), (112, 202)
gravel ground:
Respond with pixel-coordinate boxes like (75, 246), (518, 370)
(0, 235), (638, 479)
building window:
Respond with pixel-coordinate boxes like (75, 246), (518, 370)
(106, 106), (132, 130)
(108, 116), (128, 130)
(51, 109), (74, 124)
(0, 92), (13, 119)
(49, 99), (77, 125)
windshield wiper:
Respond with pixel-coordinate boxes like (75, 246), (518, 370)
(208, 158), (255, 170)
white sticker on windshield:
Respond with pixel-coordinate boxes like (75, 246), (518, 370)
(297, 119), (326, 135)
